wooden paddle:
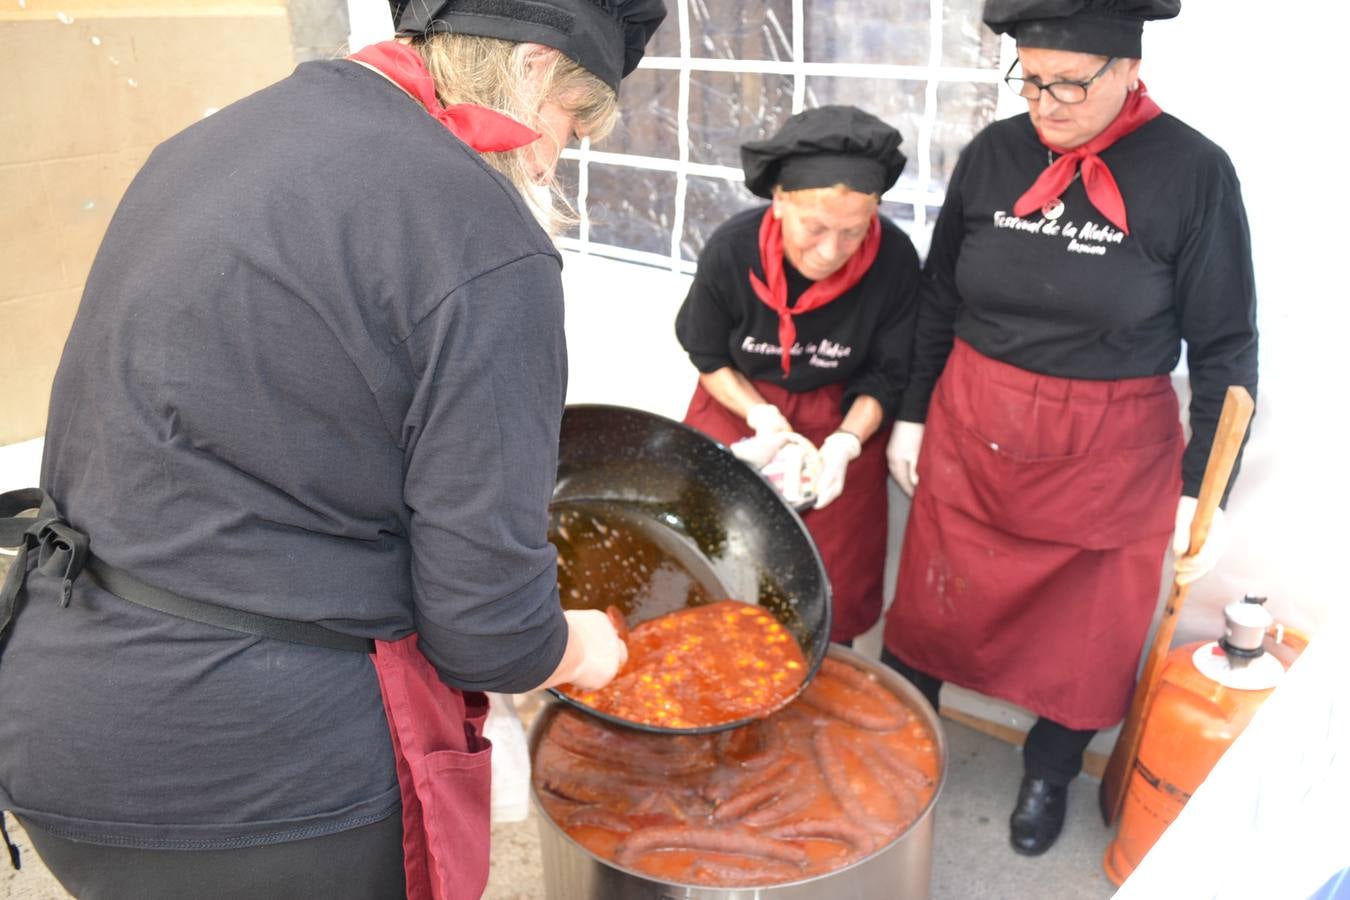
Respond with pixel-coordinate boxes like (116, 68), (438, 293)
(1098, 385), (1255, 826)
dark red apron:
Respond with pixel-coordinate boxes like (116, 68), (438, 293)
(683, 380), (888, 642)
(371, 636), (492, 900)
(883, 340), (1183, 730)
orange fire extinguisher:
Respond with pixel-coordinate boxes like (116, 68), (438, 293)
(1103, 596), (1305, 886)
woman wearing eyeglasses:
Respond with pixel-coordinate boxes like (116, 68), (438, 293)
(880, 0), (1257, 856)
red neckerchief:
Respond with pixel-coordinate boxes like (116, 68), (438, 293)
(1013, 82), (1161, 234)
(347, 42), (540, 152)
(749, 207), (881, 377)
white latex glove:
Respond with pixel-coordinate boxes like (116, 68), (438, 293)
(560, 608), (628, 691)
(1172, 496), (1228, 586)
(814, 430), (862, 510)
(729, 430), (795, 468)
(759, 433), (822, 506)
(746, 402), (791, 436)
(886, 421), (924, 497)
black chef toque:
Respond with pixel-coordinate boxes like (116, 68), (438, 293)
(392, 0), (667, 93)
(740, 105), (906, 200)
(983, 0), (1180, 58)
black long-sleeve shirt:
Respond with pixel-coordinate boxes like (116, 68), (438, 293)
(904, 112), (1257, 495)
(0, 59), (568, 848)
(676, 206), (921, 417)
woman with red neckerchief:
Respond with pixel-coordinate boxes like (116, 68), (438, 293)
(676, 106), (923, 647)
(680, 107), (923, 647)
(880, 0), (1258, 857)
(0, 2), (664, 897)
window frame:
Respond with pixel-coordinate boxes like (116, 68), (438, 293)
(557, 0), (1015, 271)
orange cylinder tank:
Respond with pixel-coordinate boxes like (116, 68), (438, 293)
(1103, 597), (1298, 886)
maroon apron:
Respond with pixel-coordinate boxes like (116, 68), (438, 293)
(883, 340), (1183, 729)
(683, 380), (888, 643)
(371, 635), (492, 900)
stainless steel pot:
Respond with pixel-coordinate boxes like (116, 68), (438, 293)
(529, 644), (947, 900)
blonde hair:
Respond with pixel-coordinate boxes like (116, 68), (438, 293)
(414, 33), (618, 233)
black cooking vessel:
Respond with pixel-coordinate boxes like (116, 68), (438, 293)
(548, 404), (832, 735)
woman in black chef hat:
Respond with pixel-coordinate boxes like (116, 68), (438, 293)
(0, 2), (663, 897)
(675, 105), (923, 646)
(880, 0), (1257, 855)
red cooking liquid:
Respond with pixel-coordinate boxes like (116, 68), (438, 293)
(559, 599), (808, 728)
(536, 655), (939, 887)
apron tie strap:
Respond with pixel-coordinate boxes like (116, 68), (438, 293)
(0, 488), (372, 653)
(1, 488), (89, 635)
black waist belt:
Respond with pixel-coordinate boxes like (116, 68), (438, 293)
(1, 488), (373, 654)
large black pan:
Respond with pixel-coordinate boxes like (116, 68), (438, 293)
(548, 404), (831, 735)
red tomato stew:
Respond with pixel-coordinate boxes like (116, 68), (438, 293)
(559, 599), (808, 728)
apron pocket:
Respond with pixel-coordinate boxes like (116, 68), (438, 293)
(1082, 433), (1184, 546)
(924, 404), (1181, 550)
(412, 745), (493, 900)
(372, 638), (492, 900)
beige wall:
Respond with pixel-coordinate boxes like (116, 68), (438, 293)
(0, 3), (294, 445)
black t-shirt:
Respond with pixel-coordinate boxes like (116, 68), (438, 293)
(0, 60), (569, 847)
(675, 206), (921, 417)
(906, 113), (1258, 494)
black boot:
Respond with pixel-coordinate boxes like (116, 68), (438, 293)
(1009, 775), (1067, 856)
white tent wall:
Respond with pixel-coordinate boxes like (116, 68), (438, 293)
(561, 254), (697, 421)
(1138, 4), (1344, 645)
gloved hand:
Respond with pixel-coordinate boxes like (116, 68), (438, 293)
(758, 433), (822, 506)
(886, 421), (924, 497)
(746, 402), (791, 436)
(729, 430), (796, 468)
(1172, 495), (1228, 586)
(559, 608), (629, 690)
(814, 430), (862, 510)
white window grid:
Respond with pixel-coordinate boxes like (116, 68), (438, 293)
(556, 0), (1017, 273)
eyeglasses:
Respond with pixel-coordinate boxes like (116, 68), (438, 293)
(1004, 56), (1118, 105)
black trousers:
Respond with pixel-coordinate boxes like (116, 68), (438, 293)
(18, 812), (405, 900)
(880, 648), (1096, 787)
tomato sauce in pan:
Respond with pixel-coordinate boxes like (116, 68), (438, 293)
(536, 655), (939, 888)
(559, 599), (807, 729)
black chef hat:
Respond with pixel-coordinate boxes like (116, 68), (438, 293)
(740, 105), (906, 201)
(983, 0), (1179, 58)
(392, 0), (667, 93)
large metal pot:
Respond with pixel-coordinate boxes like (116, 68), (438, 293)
(530, 644), (947, 900)
(549, 404), (832, 735)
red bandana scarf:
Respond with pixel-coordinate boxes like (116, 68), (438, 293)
(749, 207), (881, 376)
(1013, 82), (1162, 235)
(347, 42), (541, 152)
